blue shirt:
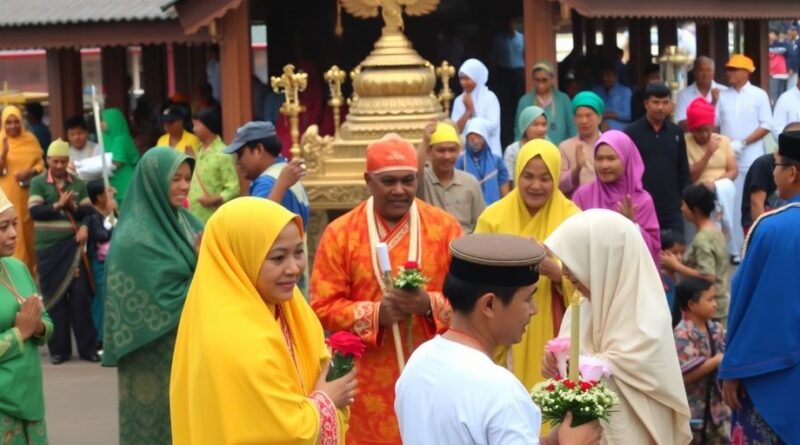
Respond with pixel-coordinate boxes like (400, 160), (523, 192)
(592, 83), (633, 130)
(491, 31), (525, 69)
(457, 147), (510, 206)
(249, 161), (310, 229)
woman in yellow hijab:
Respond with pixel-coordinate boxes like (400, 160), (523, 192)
(475, 139), (580, 391)
(170, 197), (355, 444)
(0, 106), (45, 273)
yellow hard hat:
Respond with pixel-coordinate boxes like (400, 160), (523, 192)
(429, 122), (461, 147)
(726, 54), (756, 73)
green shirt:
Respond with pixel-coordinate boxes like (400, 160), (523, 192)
(0, 257), (53, 421)
(28, 171), (90, 251)
(685, 228), (731, 320)
(188, 136), (240, 223)
(514, 89), (577, 145)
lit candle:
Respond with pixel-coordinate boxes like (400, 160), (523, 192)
(568, 294), (580, 381)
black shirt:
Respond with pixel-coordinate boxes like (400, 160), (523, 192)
(624, 117), (691, 226)
(741, 153), (787, 228)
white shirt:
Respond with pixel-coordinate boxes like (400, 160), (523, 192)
(395, 336), (541, 445)
(716, 82), (772, 168)
(675, 80), (727, 122)
(773, 86), (800, 134)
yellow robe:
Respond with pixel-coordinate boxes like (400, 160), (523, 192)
(170, 197), (347, 444)
(475, 139), (580, 391)
(0, 106), (44, 274)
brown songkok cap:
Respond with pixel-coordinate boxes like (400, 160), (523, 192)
(449, 234), (546, 287)
(778, 131), (800, 163)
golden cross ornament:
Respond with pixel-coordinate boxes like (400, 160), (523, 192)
(271, 64), (308, 158)
(324, 65), (347, 139)
(435, 61), (456, 115)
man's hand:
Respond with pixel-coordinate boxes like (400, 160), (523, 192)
(575, 144), (587, 170)
(378, 297), (406, 327)
(55, 190), (75, 211)
(198, 194), (222, 208)
(276, 158), (307, 189)
(538, 256), (563, 284)
(387, 288), (431, 316)
(422, 120), (437, 145)
(711, 87), (720, 105)
(15, 169), (34, 183)
(705, 134), (722, 157)
(75, 226), (89, 244)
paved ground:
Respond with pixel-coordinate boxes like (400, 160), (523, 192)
(41, 351), (118, 445)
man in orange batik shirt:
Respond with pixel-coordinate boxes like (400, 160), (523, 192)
(311, 134), (463, 444)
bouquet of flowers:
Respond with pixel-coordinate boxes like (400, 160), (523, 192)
(325, 331), (366, 382)
(393, 261), (427, 353)
(531, 337), (619, 427)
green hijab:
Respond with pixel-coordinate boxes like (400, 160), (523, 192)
(517, 106), (548, 142)
(101, 108), (140, 203)
(102, 147), (203, 366)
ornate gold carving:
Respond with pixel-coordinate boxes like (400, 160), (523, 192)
(436, 61), (456, 115)
(324, 66), (347, 139)
(339, 0), (440, 34)
(300, 125), (335, 177)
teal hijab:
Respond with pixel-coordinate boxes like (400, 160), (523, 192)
(101, 108), (140, 203)
(102, 147), (203, 366)
(517, 106), (548, 142)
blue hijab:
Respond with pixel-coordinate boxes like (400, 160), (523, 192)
(719, 193), (800, 443)
(458, 117), (504, 205)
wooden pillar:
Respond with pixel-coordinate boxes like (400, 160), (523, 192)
(628, 19), (651, 89)
(696, 21), (712, 57)
(713, 21), (730, 84)
(744, 20), (769, 89)
(657, 19), (678, 54)
(173, 44), (191, 95)
(523, 0), (556, 91)
(219, 0), (253, 140)
(101, 46), (129, 115)
(571, 9), (584, 54)
(585, 18), (598, 54)
(189, 45), (208, 93)
(142, 44), (167, 106)
(602, 19), (617, 49)
(46, 48), (83, 140)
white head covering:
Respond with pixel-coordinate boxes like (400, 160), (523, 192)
(463, 117), (491, 142)
(545, 209), (692, 445)
(451, 58), (502, 156)
(0, 187), (13, 214)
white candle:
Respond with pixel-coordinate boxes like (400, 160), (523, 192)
(376, 242), (391, 273)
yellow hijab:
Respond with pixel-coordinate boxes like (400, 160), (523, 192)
(0, 106), (39, 148)
(170, 197), (344, 444)
(475, 139), (580, 391)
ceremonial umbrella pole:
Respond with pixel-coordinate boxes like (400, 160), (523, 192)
(90, 85), (115, 226)
(376, 242), (405, 371)
(568, 291), (580, 381)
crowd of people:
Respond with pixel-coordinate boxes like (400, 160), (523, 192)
(0, 42), (798, 445)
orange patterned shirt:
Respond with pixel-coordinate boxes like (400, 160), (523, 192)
(311, 199), (462, 445)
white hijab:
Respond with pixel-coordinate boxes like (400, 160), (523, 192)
(451, 58), (501, 156)
(545, 209), (692, 445)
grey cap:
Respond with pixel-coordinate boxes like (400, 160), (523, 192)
(224, 121), (278, 154)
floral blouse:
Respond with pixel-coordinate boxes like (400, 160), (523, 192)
(674, 318), (731, 426)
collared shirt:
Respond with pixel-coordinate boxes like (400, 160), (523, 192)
(675, 80), (728, 122)
(419, 165), (485, 234)
(592, 83), (632, 130)
(249, 158), (310, 228)
(188, 136), (241, 223)
(624, 118), (691, 225)
(773, 86), (800, 133)
(157, 130), (202, 153)
(490, 30), (525, 69)
(28, 171), (90, 250)
(716, 82), (772, 168)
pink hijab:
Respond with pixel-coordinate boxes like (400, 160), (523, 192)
(571, 130), (661, 266)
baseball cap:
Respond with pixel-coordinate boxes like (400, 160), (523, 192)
(224, 121), (279, 154)
(160, 105), (185, 124)
(725, 54), (756, 73)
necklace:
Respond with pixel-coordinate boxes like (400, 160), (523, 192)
(446, 327), (489, 355)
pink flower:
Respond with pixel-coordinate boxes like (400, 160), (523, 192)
(546, 337), (571, 378)
(579, 355), (612, 381)
(731, 424), (745, 445)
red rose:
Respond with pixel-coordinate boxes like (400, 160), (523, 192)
(546, 383), (556, 391)
(562, 379), (576, 389)
(326, 331), (366, 358)
(403, 261), (419, 270)
(580, 381), (593, 391)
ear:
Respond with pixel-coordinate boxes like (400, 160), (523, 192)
(363, 172), (371, 186)
(477, 292), (497, 319)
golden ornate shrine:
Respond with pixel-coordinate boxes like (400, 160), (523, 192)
(297, 0), (447, 211)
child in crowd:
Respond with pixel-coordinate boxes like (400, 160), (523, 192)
(660, 229), (686, 326)
(673, 277), (730, 445)
(661, 184), (730, 325)
(85, 179), (117, 351)
(457, 117), (510, 205)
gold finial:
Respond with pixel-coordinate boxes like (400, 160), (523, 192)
(270, 64), (308, 158)
(324, 66), (347, 139)
(435, 61), (456, 115)
(338, 0), (440, 35)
